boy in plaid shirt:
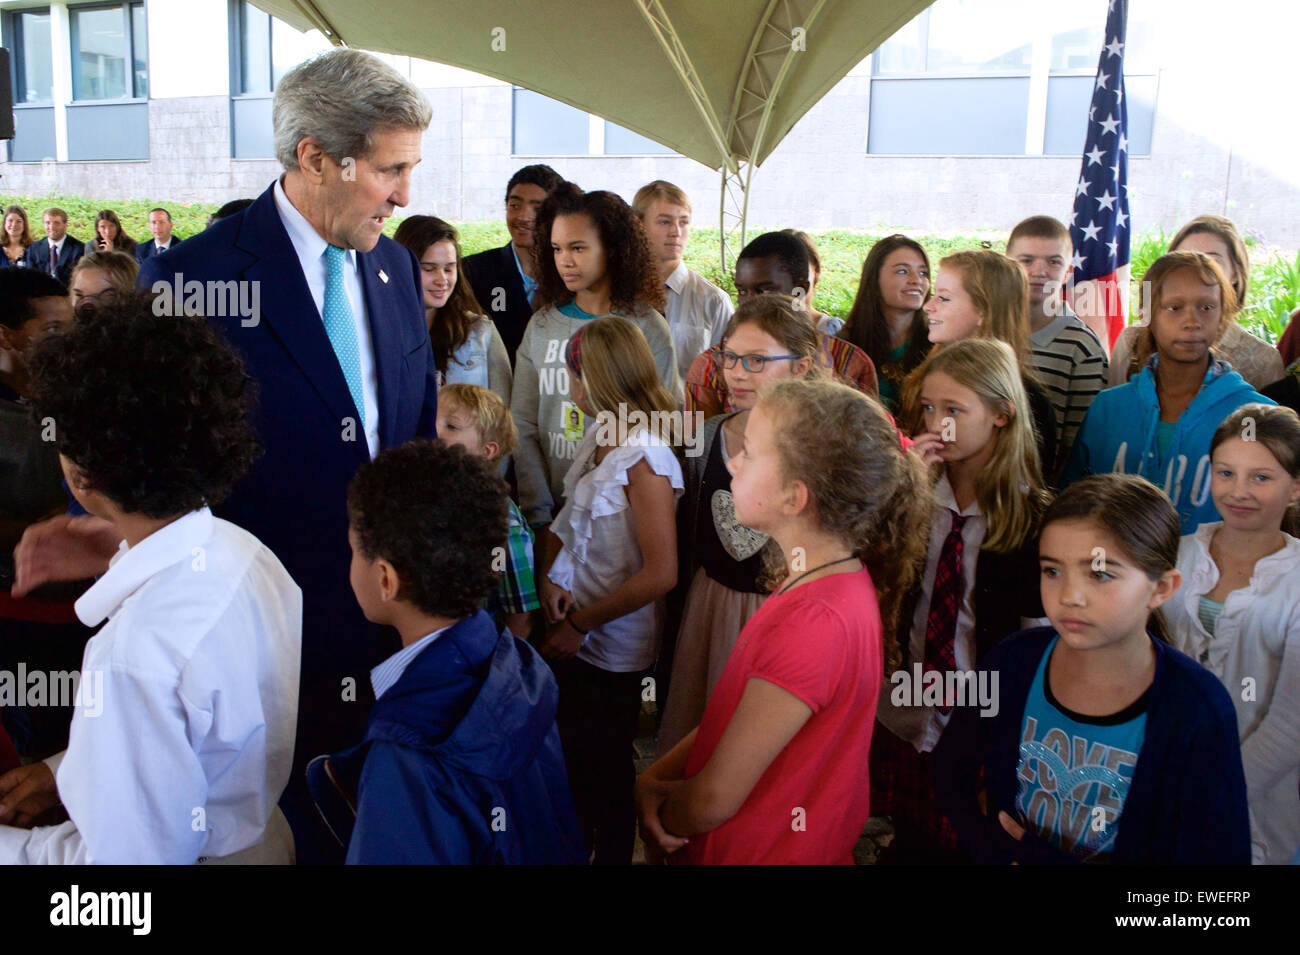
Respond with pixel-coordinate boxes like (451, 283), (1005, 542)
(436, 384), (540, 638)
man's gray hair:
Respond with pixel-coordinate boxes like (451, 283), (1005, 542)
(273, 49), (431, 170)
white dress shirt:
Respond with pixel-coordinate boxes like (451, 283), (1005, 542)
(876, 473), (986, 753)
(273, 177), (381, 458)
(1167, 523), (1300, 864)
(663, 261), (733, 381)
(0, 508), (302, 864)
(370, 624), (453, 700)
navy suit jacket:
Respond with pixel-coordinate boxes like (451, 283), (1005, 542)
(138, 182), (439, 769)
(135, 235), (185, 263)
(462, 240), (534, 366)
(23, 235), (85, 284)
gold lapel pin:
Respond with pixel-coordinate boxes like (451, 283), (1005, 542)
(378, 269), (389, 284)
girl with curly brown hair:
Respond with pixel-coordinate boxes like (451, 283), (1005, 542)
(511, 181), (681, 527)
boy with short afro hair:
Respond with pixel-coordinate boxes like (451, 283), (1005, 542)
(308, 438), (584, 864)
(0, 292), (302, 863)
(436, 382), (540, 638)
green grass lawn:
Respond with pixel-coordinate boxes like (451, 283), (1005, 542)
(5, 193), (1295, 344)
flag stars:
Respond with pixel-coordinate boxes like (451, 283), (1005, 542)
(1081, 222), (1102, 242)
(1104, 36), (1124, 58)
(1095, 190), (1117, 211)
(1071, 251), (1086, 271)
(1116, 209), (1129, 230)
(1086, 145), (1107, 167)
(1117, 132), (1129, 153)
(1099, 114), (1121, 136)
(1107, 239), (1119, 260)
(1095, 71), (1110, 91)
(1076, 176), (1091, 198)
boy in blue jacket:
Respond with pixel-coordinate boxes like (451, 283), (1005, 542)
(307, 440), (585, 864)
(1062, 251), (1272, 533)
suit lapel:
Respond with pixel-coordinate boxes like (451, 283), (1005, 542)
(357, 250), (402, 451)
(235, 186), (369, 461)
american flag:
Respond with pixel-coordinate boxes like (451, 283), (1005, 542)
(1069, 0), (1130, 349)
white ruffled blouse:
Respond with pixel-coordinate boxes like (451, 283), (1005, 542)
(548, 427), (684, 672)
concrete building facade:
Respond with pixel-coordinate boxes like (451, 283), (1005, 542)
(3, 0), (1298, 244)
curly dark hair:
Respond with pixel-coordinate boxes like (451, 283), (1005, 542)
(26, 291), (261, 517)
(532, 182), (665, 314)
(841, 234), (933, 377)
(347, 439), (508, 618)
(393, 215), (485, 376)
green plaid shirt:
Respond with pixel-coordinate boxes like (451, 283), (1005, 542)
(495, 498), (540, 616)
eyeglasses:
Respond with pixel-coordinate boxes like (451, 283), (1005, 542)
(717, 349), (802, 373)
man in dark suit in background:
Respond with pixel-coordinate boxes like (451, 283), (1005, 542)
(12, 50), (438, 861)
(22, 209), (84, 285)
(462, 164), (563, 365)
(134, 208), (184, 263)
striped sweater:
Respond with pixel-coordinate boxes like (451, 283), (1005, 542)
(1030, 308), (1108, 478)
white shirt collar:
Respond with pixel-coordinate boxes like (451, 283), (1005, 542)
(370, 624), (455, 700)
(934, 472), (982, 518)
(75, 508), (214, 626)
(273, 176), (357, 272)
(664, 260), (689, 294)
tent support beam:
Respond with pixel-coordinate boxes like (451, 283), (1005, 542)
(634, 0), (737, 178)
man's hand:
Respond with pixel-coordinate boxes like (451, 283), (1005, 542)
(11, 514), (119, 597)
(0, 762), (60, 828)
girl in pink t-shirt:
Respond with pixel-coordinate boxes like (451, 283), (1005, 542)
(635, 377), (932, 863)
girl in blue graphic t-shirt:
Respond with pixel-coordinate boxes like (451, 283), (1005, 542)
(933, 473), (1251, 864)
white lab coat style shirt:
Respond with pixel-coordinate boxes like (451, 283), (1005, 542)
(0, 508), (302, 864)
(1167, 523), (1300, 865)
(663, 261), (733, 382)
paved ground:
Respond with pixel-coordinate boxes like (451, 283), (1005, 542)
(630, 702), (895, 864)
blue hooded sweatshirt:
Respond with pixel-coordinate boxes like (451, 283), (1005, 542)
(1062, 356), (1273, 533)
(307, 610), (586, 864)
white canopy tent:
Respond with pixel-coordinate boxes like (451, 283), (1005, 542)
(251, 0), (933, 262)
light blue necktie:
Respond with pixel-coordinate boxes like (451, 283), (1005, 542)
(323, 244), (365, 428)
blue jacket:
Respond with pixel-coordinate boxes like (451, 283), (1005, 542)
(1062, 356), (1273, 533)
(307, 611), (587, 865)
(933, 627), (1250, 865)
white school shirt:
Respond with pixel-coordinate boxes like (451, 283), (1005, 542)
(1166, 523), (1300, 864)
(273, 177), (380, 458)
(0, 508), (302, 864)
(663, 261), (733, 382)
(876, 473), (986, 753)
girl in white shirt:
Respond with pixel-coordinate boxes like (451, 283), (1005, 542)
(1166, 403), (1300, 863)
(537, 315), (683, 864)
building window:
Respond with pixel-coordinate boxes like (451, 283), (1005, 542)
(869, 0), (1155, 157)
(512, 87), (676, 156)
(70, 2), (147, 101)
(9, 8), (54, 104)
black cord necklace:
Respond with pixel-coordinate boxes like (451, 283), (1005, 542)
(775, 555), (859, 596)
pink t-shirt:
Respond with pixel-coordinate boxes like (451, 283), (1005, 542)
(675, 565), (883, 865)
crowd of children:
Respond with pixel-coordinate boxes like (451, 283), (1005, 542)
(1, 165), (1298, 866)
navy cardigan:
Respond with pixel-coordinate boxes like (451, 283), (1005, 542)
(932, 626), (1250, 865)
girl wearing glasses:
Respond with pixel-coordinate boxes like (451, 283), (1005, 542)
(657, 296), (821, 755)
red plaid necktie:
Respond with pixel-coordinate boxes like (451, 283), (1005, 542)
(923, 509), (968, 709)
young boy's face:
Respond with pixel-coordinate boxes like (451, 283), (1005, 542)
(348, 526), (392, 625)
(435, 402), (494, 459)
(1007, 235), (1070, 310)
